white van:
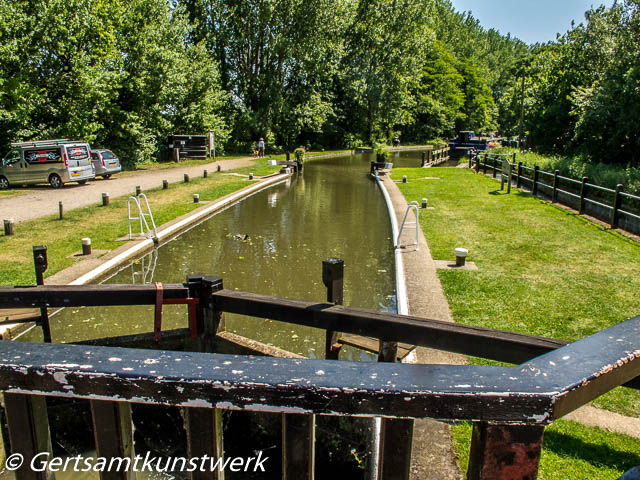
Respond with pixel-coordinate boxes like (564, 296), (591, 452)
(0, 139), (95, 189)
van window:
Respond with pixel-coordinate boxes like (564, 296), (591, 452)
(25, 148), (62, 164)
(66, 145), (89, 161)
(102, 151), (116, 160)
(3, 149), (21, 165)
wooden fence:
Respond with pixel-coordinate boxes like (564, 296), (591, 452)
(0, 253), (639, 479)
(473, 152), (640, 236)
(421, 145), (450, 167)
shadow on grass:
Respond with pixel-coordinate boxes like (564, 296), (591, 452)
(543, 428), (640, 471)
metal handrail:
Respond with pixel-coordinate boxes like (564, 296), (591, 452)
(396, 201), (420, 250)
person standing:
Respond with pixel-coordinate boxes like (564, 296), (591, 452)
(258, 138), (265, 158)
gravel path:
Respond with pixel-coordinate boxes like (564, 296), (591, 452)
(0, 157), (254, 223)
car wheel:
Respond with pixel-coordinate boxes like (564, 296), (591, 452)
(78, 180), (87, 185)
(49, 174), (63, 188)
(0, 176), (9, 190)
(103, 174), (111, 179)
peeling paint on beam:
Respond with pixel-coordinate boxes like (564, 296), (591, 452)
(0, 341), (557, 424)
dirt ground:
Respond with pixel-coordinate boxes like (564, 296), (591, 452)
(0, 157), (253, 223)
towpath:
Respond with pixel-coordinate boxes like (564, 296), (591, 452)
(0, 157), (254, 223)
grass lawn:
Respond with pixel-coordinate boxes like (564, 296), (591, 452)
(453, 420), (640, 479)
(0, 173), (258, 286)
(393, 167), (640, 416)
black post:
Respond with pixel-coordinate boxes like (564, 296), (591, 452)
(323, 258), (344, 360)
(4, 393), (53, 480)
(517, 162), (522, 188)
(286, 152), (290, 161)
(579, 177), (588, 215)
(611, 184), (624, 229)
(282, 414), (315, 480)
(475, 153), (480, 173)
(58, 201), (63, 220)
(533, 165), (539, 196)
(552, 170), (560, 203)
(186, 274), (224, 353)
(184, 276), (225, 480)
(33, 246), (51, 343)
(90, 400), (135, 480)
(492, 155), (497, 178)
(421, 152), (426, 167)
(378, 342), (413, 480)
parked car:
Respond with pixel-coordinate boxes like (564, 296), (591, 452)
(91, 149), (122, 179)
(0, 139), (94, 189)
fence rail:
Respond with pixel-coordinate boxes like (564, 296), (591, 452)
(0, 261), (639, 479)
(473, 152), (640, 235)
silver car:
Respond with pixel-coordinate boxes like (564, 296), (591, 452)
(91, 149), (122, 179)
(0, 139), (94, 189)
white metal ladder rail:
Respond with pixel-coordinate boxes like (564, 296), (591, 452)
(127, 193), (157, 241)
(396, 201), (420, 250)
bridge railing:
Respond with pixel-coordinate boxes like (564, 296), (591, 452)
(0, 275), (639, 480)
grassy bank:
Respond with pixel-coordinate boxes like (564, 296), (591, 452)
(453, 420), (640, 479)
(0, 168), (277, 286)
(500, 148), (640, 195)
(393, 167), (640, 416)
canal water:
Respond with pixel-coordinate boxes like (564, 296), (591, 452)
(25, 151), (427, 357)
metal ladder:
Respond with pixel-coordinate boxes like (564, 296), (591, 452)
(128, 193), (157, 241)
(397, 201), (420, 250)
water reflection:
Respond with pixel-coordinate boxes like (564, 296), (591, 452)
(31, 152), (430, 356)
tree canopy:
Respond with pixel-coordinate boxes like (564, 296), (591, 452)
(1, 0), (636, 167)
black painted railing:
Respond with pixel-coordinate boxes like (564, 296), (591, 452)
(0, 274), (639, 479)
(473, 152), (640, 235)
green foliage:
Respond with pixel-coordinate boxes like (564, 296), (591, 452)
(0, 0), (228, 168)
(294, 147), (306, 162)
(517, 1), (640, 165)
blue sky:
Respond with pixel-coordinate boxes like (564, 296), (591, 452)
(449, 0), (615, 44)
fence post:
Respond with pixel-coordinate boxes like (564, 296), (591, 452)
(579, 177), (588, 215)
(610, 184), (624, 229)
(378, 343), (413, 480)
(475, 153), (480, 173)
(184, 275), (226, 480)
(90, 400), (135, 480)
(552, 170), (560, 203)
(517, 162), (522, 188)
(483, 154), (487, 174)
(492, 155), (497, 178)
(421, 152), (426, 167)
(467, 422), (545, 480)
(4, 393), (53, 480)
(33, 246), (51, 343)
(58, 201), (63, 220)
(533, 165), (539, 196)
(323, 258), (344, 360)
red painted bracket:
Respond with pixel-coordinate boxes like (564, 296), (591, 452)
(154, 283), (200, 343)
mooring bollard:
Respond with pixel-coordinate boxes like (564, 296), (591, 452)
(162, 180), (168, 189)
(422, 198), (428, 209)
(3, 219), (15, 236)
(58, 201), (63, 220)
(135, 185), (142, 196)
(455, 247), (468, 267)
(193, 194), (199, 203)
(402, 175), (407, 183)
(82, 238), (92, 256)
(249, 172), (254, 180)
(217, 164), (221, 172)
(102, 193), (110, 206)
(203, 169), (208, 178)
(184, 173), (189, 183)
